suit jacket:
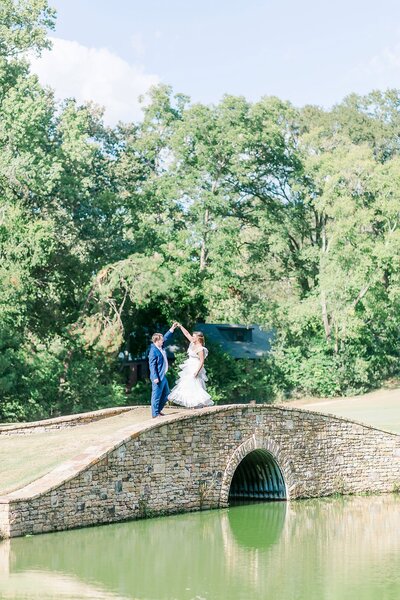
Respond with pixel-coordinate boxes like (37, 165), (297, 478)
(148, 329), (174, 383)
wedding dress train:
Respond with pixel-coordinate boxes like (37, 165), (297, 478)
(168, 343), (213, 408)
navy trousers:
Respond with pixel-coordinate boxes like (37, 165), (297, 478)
(151, 377), (170, 417)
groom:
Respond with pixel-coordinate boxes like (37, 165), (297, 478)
(148, 322), (178, 418)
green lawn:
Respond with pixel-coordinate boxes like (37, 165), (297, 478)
(289, 387), (400, 434)
(0, 408), (157, 496)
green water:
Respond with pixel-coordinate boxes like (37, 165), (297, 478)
(1, 495), (400, 600)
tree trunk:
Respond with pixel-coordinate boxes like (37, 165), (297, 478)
(321, 290), (331, 342)
(320, 215), (331, 341)
(334, 320), (339, 354)
(200, 207), (210, 272)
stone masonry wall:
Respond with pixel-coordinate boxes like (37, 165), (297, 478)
(1, 405), (400, 538)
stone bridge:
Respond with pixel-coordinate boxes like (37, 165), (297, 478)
(1, 404), (400, 538)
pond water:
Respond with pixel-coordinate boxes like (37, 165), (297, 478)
(1, 494), (400, 600)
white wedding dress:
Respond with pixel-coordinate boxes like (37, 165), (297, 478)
(168, 343), (214, 408)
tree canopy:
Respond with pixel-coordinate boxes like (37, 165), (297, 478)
(1, 0), (399, 421)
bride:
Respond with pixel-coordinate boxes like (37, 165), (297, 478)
(168, 323), (214, 408)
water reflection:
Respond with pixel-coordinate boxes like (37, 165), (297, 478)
(226, 501), (287, 549)
(0, 495), (400, 600)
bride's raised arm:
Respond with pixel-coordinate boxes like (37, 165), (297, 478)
(178, 323), (194, 343)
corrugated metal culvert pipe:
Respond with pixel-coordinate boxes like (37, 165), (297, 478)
(229, 449), (286, 501)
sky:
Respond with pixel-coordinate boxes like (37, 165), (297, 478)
(29, 0), (400, 125)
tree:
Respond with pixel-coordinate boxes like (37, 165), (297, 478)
(1, 1), (400, 418)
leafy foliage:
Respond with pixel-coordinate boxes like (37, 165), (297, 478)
(1, 2), (400, 421)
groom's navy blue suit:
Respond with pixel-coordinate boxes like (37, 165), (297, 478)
(148, 328), (174, 417)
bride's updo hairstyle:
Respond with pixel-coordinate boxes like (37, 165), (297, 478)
(193, 331), (205, 346)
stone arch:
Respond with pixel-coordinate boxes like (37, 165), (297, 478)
(219, 435), (295, 506)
